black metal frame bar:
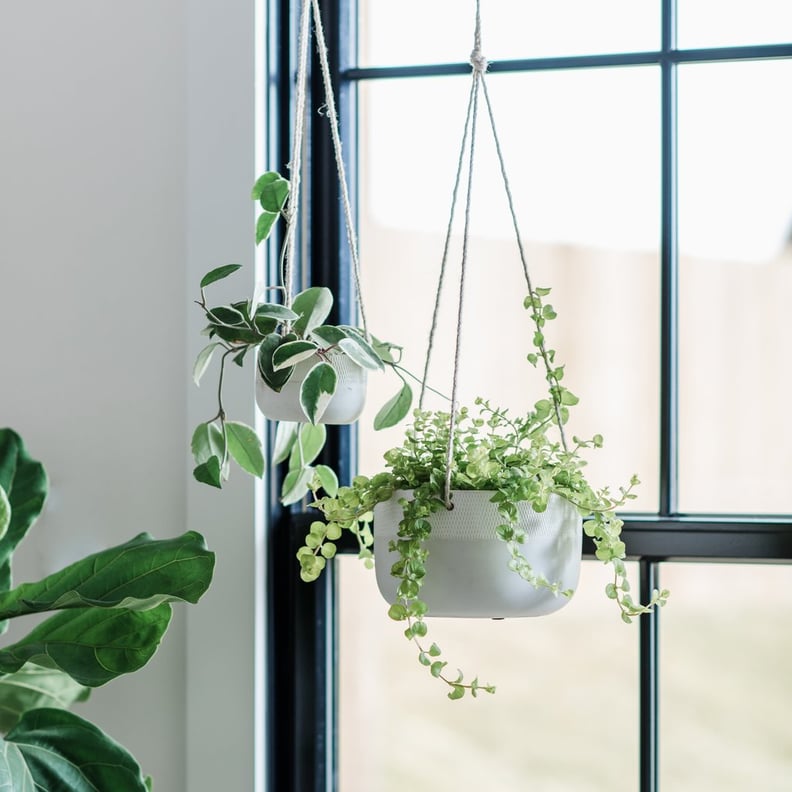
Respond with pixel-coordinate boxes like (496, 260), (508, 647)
(264, 1), (792, 790)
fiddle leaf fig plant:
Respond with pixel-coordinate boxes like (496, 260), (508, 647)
(299, 288), (670, 699)
(0, 428), (215, 789)
(192, 172), (424, 501)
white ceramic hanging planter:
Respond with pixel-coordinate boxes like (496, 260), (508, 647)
(255, 353), (367, 424)
(373, 489), (582, 618)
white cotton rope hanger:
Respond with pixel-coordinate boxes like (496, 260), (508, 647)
(281, 0), (370, 339)
(419, 0), (570, 509)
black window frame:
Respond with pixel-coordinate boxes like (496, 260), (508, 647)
(264, 3), (792, 791)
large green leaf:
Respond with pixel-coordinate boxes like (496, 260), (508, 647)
(0, 664), (89, 734)
(291, 287), (333, 337)
(0, 431), (48, 627)
(0, 605), (172, 687)
(0, 708), (149, 790)
(0, 531), (214, 620)
(299, 362), (337, 424)
(0, 486), (9, 544)
(225, 421), (265, 478)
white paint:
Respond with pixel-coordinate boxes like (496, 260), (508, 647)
(0, 1), (262, 790)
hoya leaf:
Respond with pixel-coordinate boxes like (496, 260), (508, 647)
(337, 334), (384, 371)
(255, 210), (279, 245)
(373, 381), (413, 430)
(199, 264), (242, 289)
(292, 287), (333, 337)
(299, 362), (337, 424)
(1, 708), (149, 791)
(191, 422), (225, 467)
(0, 604), (173, 687)
(254, 303), (299, 323)
(257, 334), (295, 392)
(251, 172), (290, 212)
(272, 422), (299, 465)
(0, 485), (9, 543)
(232, 347), (248, 367)
(0, 664), (90, 734)
(314, 465), (339, 497)
(0, 531), (214, 620)
(272, 340), (319, 372)
(310, 324), (348, 348)
(281, 467), (315, 506)
(225, 421), (265, 478)
(193, 456), (223, 488)
(296, 424), (327, 467)
(371, 336), (401, 365)
(193, 342), (221, 386)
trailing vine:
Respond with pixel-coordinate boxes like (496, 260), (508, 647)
(300, 289), (670, 698)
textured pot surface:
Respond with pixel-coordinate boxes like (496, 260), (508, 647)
(373, 489), (582, 618)
(255, 353), (367, 424)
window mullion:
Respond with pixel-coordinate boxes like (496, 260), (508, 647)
(660, 0), (680, 519)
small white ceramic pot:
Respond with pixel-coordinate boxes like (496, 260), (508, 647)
(373, 489), (582, 618)
(255, 353), (367, 424)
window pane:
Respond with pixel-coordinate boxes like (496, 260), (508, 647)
(358, 0), (658, 67)
(678, 60), (792, 513)
(357, 68), (661, 511)
(678, 0), (792, 48)
(339, 557), (639, 792)
(660, 563), (792, 790)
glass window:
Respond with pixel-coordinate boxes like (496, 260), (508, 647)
(339, 556), (640, 792)
(358, 0), (659, 67)
(678, 59), (792, 513)
(660, 563), (792, 790)
(357, 67), (661, 510)
(678, 0), (792, 49)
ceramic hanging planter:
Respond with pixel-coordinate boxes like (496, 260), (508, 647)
(373, 489), (582, 618)
(255, 351), (368, 424)
(189, 0), (418, 495)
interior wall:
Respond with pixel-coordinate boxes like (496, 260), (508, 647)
(0, 2), (261, 790)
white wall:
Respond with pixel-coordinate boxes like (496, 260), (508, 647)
(0, 2), (261, 790)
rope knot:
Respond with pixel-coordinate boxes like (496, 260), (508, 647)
(470, 48), (489, 73)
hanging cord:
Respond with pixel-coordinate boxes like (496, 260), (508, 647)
(424, 0), (569, 508)
(311, 0), (369, 338)
(418, 81), (476, 410)
(282, 0), (313, 309)
(428, 3), (488, 508)
(478, 73), (569, 453)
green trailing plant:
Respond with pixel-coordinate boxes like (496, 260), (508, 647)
(192, 172), (419, 502)
(300, 288), (670, 699)
(0, 428), (214, 789)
